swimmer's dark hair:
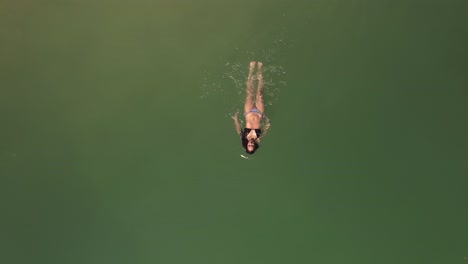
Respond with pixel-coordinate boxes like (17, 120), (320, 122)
(241, 137), (260, 155)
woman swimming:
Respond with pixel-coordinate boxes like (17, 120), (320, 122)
(232, 61), (271, 154)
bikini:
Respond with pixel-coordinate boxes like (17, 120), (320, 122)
(241, 128), (262, 138)
(244, 107), (264, 118)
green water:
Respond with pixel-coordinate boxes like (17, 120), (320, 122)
(1, 1), (467, 263)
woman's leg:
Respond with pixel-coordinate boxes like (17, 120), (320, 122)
(255, 62), (265, 114)
(244, 61), (256, 114)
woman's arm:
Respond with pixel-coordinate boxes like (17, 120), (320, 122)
(232, 112), (241, 136)
(261, 116), (271, 138)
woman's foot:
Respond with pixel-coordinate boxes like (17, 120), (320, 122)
(257, 61), (263, 81)
(249, 61), (256, 73)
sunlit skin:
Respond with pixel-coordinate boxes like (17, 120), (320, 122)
(232, 61), (271, 153)
(247, 139), (257, 152)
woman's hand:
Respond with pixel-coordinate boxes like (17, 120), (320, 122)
(232, 112), (241, 135)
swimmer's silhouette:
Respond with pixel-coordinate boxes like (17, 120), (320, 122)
(232, 61), (271, 154)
